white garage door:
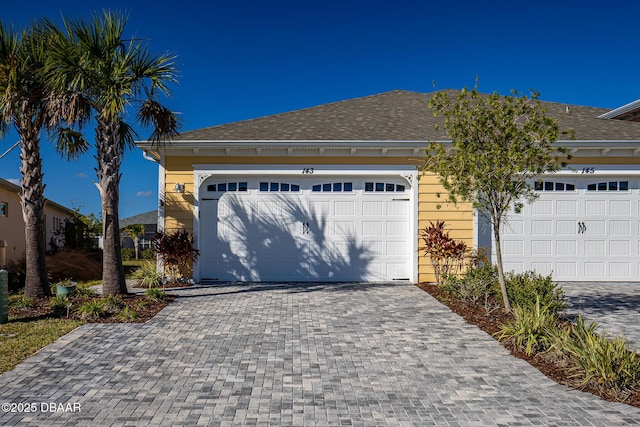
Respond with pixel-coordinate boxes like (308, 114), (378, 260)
(500, 176), (640, 281)
(198, 176), (412, 282)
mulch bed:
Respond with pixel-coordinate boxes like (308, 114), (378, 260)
(9, 293), (175, 324)
(416, 282), (640, 408)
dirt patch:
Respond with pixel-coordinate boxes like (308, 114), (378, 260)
(416, 282), (640, 408)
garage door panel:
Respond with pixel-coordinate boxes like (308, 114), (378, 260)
(334, 201), (355, 216)
(610, 200), (630, 214)
(362, 201), (383, 216)
(588, 221), (606, 235)
(585, 200), (606, 214)
(556, 200), (577, 214)
(585, 262), (606, 278)
(362, 221), (383, 236)
(363, 240), (384, 256)
(556, 221), (575, 234)
(531, 240), (552, 255)
(610, 241), (630, 255)
(585, 240), (606, 255)
(386, 221), (407, 236)
(556, 262), (577, 278)
(334, 221), (356, 236)
(556, 240), (577, 255)
(610, 220), (630, 235)
(387, 241), (408, 256)
(610, 263), (631, 277)
(504, 220), (523, 235)
(387, 200), (409, 216)
(531, 262), (553, 276)
(531, 220), (552, 235)
(503, 241), (523, 255)
(532, 200), (552, 214)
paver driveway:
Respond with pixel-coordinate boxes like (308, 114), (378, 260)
(2, 282), (640, 426)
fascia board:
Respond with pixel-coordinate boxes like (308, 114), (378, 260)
(597, 100), (640, 119)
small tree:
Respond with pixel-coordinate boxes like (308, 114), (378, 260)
(123, 224), (145, 260)
(424, 85), (571, 311)
(151, 230), (199, 284)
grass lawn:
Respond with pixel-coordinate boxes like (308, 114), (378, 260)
(0, 318), (84, 374)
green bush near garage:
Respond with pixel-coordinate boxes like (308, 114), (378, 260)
(505, 271), (566, 314)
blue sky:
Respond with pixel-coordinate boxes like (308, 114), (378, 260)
(1, 0), (639, 218)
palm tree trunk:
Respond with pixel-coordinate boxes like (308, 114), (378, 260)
(96, 120), (127, 295)
(18, 118), (50, 298)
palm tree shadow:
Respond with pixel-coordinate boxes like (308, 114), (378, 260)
(200, 192), (374, 282)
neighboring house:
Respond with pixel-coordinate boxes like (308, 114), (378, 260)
(0, 177), (75, 266)
(137, 90), (640, 283)
(120, 210), (157, 251)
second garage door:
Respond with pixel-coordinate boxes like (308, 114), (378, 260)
(198, 175), (412, 282)
(500, 176), (640, 281)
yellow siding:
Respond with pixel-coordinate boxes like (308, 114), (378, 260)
(416, 173), (474, 283)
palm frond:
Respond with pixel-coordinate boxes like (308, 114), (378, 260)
(51, 127), (90, 160)
(117, 119), (138, 154)
(138, 98), (179, 143)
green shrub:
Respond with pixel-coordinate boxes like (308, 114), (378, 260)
(76, 299), (106, 320)
(103, 295), (124, 313)
(496, 296), (559, 356)
(144, 287), (167, 301)
(505, 271), (566, 314)
(121, 248), (136, 261)
(140, 249), (155, 260)
(49, 296), (71, 317)
(131, 261), (163, 288)
(552, 315), (640, 395)
(9, 294), (35, 310)
(442, 264), (499, 309)
(115, 305), (138, 321)
(74, 285), (98, 297)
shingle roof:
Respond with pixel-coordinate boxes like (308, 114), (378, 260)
(173, 90), (640, 142)
(120, 210), (157, 227)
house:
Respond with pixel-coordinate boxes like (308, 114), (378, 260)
(137, 90), (640, 283)
(0, 177), (75, 267)
(120, 210), (157, 251)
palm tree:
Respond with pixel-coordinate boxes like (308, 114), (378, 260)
(124, 224), (145, 260)
(0, 23), (88, 298)
(44, 11), (179, 295)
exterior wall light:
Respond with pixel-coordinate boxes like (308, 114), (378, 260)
(174, 183), (185, 193)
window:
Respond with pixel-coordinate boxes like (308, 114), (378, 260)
(259, 182), (300, 192)
(587, 181), (629, 191)
(534, 181), (575, 191)
(311, 182), (353, 192)
(0, 201), (6, 217)
(207, 182), (248, 192)
(364, 182), (406, 192)
(53, 217), (63, 231)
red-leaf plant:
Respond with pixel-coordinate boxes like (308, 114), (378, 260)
(420, 221), (468, 286)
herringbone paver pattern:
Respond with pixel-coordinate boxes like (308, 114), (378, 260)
(1, 282), (639, 426)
